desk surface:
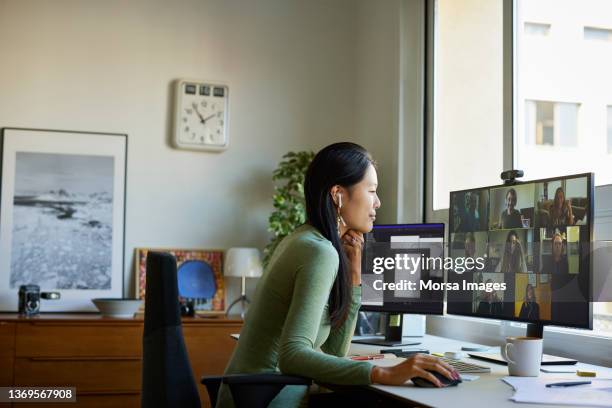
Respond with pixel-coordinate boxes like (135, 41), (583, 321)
(350, 335), (612, 408)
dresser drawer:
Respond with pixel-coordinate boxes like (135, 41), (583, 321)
(16, 393), (140, 408)
(16, 322), (142, 357)
(183, 324), (239, 376)
(0, 322), (15, 386)
(13, 358), (141, 392)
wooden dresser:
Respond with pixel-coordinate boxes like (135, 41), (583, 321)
(0, 314), (242, 408)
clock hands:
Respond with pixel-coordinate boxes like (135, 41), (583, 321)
(191, 102), (216, 124)
(192, 103), (206, 123)
(201, 113), (216, 123)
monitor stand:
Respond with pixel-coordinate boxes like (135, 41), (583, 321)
(526, 322), (544, 338)
(351, 313), (422, 347)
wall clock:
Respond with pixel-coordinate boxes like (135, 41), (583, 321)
(172, 79), (229, 151)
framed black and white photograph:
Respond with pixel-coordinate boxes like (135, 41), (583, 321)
(0, 128), (127, 312)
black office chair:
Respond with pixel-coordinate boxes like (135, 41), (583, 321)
(141, 251), (201, 408)
(140, 251), (310, 408)
(201, 373), (312, 408)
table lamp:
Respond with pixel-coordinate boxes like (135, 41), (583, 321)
(225, 247), (263, 317)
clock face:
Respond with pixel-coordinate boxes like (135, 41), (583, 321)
(173, 80), (229, 151)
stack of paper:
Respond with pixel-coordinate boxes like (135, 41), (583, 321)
(502, 376), (612, 407)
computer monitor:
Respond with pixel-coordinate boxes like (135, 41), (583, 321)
(446, 173), (593, 338)
(355, 223), (445, 346)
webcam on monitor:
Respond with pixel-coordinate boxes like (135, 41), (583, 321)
(500, 169), (524, 185)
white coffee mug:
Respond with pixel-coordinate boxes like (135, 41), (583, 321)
(501, 336), (543, 376)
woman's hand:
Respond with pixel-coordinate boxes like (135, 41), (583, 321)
(341, 230), (364, 286)
(370, 354), (460, 387)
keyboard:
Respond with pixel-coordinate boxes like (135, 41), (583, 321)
(389, 350), (491, 373)
(439, 356), (491, 373)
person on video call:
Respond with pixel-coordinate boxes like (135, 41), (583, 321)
(518, 283), (540, 320)
(476, 279), (503, 315)
(496, 230), (528, 273)
(462, 232), (483, 273)
(216, 143), (459, 407)
(500, 188), (523, 229)
(464, 232), (476, 258)
(549, 187), (574, 227)
(542, 232), (569, 276)
(460, 193), (480, 231)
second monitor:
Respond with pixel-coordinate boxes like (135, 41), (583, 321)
(354, 223), (445, 347)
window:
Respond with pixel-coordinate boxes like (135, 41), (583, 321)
(524, 22), (550, 36)
(515, 0), (612, 184)
(428, 0), (612, 338)
(431, 0), (504, 211)
(584, 26), (612, 42)
(516, 0), (612, 336)
(525, 100), (578, 147)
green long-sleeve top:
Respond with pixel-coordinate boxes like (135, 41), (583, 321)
(216, 224), (372, 407)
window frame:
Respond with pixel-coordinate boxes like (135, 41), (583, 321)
(423, 0), (612, 357)
(425, 0), (514, 221)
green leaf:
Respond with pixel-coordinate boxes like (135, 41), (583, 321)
(263, 150), (314, 267)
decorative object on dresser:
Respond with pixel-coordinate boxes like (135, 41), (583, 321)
(18, 284), (60, 316)
(135, 248), (225, 315)
(91, 298), (142, 318)
(0, 128), (127, 312)
(172, 79), (229, 152)
(224, 247), (263, 318)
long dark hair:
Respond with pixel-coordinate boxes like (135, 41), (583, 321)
(501, 230), (525, 273)
(304, 142), (374, 329)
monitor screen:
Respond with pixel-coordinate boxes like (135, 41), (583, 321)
(360, 223), (445, 315)
(446, 173), (593, 330)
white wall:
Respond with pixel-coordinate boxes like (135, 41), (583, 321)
(354, 0), (401, 224)
(0, 0), (361, 303)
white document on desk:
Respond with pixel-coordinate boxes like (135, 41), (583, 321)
(502, 376), (612, 407)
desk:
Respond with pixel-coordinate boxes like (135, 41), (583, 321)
(350, 334), (612, 408)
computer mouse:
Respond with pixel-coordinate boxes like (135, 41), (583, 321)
(411, 370), (462, 388)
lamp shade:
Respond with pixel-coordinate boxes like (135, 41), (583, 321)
(224, 247), (263, 278)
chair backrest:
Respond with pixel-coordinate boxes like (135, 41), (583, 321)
(141, 251), (201, 408)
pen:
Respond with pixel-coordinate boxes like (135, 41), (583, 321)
(350, 354), (386, 361)
(545, 381), (591, 388)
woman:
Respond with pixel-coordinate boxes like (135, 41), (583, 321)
(217, 143), (458, 407)
(518, 283), (540, 320)
(464, 232), (476, 259)
(496, 230), (528, 274)
(549, 187), (574, 227)
(500, 188), (523, 229)
(542, 233), (569, 275)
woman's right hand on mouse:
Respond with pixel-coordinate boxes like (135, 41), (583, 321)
(370, 354), (460, 387)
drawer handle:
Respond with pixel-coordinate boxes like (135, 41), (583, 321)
(29, 356), (141, 362)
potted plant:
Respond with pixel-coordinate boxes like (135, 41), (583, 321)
(263, 151), (315, 267)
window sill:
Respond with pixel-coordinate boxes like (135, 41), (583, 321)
(426, 314), (612, 367)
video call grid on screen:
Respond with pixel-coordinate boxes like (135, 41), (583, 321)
(360, 223), (445, 315)
(446, 173), (593, 329)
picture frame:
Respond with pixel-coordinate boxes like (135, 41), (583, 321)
(0, 128), (127, 312)
(134, 247), (225, 315)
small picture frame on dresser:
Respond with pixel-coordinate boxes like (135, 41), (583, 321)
(134, 248), (225, 315)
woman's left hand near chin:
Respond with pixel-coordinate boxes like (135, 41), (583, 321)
(341, 230), (364, 286)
